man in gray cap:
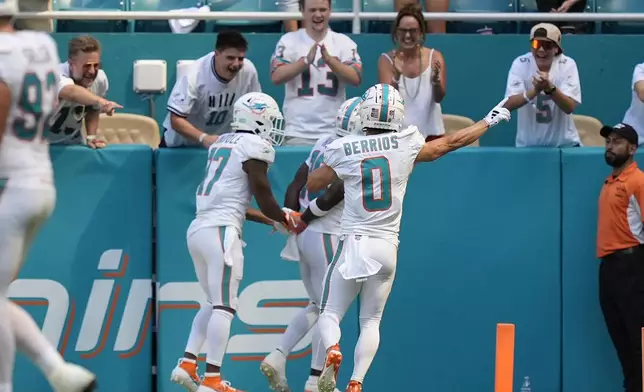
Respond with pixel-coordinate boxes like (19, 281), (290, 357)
(502, 22), (583, 148)
(596, 122), (644, 392)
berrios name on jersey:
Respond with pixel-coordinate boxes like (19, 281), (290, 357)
(162, 53), (262, 147)
(301, 134), (342, 235)
(0, 31), (60, 183)
(324, 126), (425, 245)
(188, 132), (275, 235)
(49, 62), (109, 145)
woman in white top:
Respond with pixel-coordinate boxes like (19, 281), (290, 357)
(377, 3), (447, 141)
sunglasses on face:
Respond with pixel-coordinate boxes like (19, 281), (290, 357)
(531, 39), (557, 51)
(396, 27), (420, 37)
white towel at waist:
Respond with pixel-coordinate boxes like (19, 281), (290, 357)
(280, 234), (300, 262)
(337, 234), (381, 282)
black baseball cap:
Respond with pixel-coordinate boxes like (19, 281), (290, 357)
(600, 123), (639, 146)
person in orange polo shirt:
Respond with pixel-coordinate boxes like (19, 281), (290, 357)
(596, 122), (644, 392)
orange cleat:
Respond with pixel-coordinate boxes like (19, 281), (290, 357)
(318, 344), (343, 392)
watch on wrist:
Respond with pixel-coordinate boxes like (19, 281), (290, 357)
(545, 85), (556, 95)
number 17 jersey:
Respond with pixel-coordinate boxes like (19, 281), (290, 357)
(324, 126), (425, 245)
(189, 132), (275, 236)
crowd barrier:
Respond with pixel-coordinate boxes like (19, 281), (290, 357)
(8, 145), (637, 392)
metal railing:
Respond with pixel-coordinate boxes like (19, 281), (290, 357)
(13, 10), (644, 34)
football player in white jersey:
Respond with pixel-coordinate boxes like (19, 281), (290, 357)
(301, 84), (511, 392)
(162, 31), (262, 149)
(49, 35), (119, 148)
(170, 92), (298, 392)
(0, 3), (98, 391)
(271, 0), (362, 146)
(502, 23), (582, 147)
(259, 97), (362, 392)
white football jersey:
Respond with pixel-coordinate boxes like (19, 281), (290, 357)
(163, 52), (262, 147)
(622, 63), (644, 145)
(0, 31), (60, 185)
(324, 126), (425, 245)
(271, 29), (362, 141)
(505, 52), (582, 147)
(188, 132), (275, 235)
(48, 62), (109, 145)
(300, 134), (342, 235)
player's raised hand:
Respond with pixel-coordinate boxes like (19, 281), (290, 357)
(484, 98), (511, 127)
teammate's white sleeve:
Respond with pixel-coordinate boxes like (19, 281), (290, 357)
(323, 140), (351, 180)
(632, 63), (644, 90)
(407, 126), (426, 158)
(0, 49), (12, 83)
(505, 57), (527, 97)
(271, 34), (296, 72)
(166, 72), (197, 118)
(338, 36), (362, 72)
(57, 74), (75, 95)
(559, 58), (582, 104)
(239, 136), (276, 165)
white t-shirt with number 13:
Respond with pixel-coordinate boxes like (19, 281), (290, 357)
(505, 52), (582, 147)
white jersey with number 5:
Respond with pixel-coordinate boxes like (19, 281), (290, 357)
(505, 52), (582, 147)
(271, 29), (362, 141)
(48, 62), (109, 145)
(163, 53), (262, 147)
(188, 132), (275, 236)
(300, 134), (342, 235)
(324, 126), (425, 245)
(0, 31), (60, 184)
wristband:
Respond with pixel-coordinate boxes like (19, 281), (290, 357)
(544, 86), (556, 95)
(198, 133), (207, 143)
(86, 135), (97, 142)
(523, 91), (530, 103)
(309, 198), (330, 218)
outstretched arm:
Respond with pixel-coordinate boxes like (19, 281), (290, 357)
(243, 159), (288, 224)
(416, 99), (511, 163)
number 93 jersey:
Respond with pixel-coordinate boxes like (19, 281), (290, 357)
(0, 32), (60, 184)
(324, 126), (425, 246)
(189, 132), (275, 236)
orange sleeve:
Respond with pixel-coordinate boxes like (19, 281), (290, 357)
(634, 181), (644, 221)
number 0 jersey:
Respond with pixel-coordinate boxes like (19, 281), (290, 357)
(324, 126), (425, 245)
(300, 134), (342, 235)
(0, 31), (60, 184)
(188, 132), (275, 235)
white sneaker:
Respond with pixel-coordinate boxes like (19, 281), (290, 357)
(47, 363), (97, 392)
(170, 358), (201, 392)
(260, 350), (290, 392)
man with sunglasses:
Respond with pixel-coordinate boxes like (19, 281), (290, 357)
(50, 35), (122, 149)
(502, 23), (582, 147)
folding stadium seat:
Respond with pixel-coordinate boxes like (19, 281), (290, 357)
(447, 0), (517, 34)
(518, 0), (595, 34)
(208, 0), (282, 33)
(443, 114), (479, 146)
(597, 0), (644, 34)
(130, 0), (206, 32)
(82, 113), (162, 149)
(53, 0), (128, 32)
(573, 114), (604, 146)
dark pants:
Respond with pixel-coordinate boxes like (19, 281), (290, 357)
(600, 245), (644, 392)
